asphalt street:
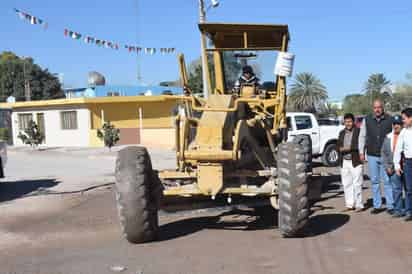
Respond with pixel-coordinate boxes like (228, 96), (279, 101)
(1, 147), (412, 274)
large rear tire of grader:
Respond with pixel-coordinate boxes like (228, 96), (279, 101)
(115, 146), (161, 243)
(291, 134), (312, 173)
(277, 142), (309, 237)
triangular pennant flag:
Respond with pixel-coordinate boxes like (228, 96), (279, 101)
(30, 16), (37, 25)
(71, 32), (81, 39)
(14, 9), (26, 20)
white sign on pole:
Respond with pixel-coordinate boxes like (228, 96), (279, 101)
(274, 52), (295, 77)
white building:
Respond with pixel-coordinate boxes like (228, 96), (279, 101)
(12, 106), (91, 147)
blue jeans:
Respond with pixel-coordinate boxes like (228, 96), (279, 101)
(389, 173), (404, 214)
(367, 155), (393, 209)
(403, 159), (412, 216)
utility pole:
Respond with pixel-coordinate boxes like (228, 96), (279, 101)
(199, 0), (209, 99)
(22, 57), (31, 101)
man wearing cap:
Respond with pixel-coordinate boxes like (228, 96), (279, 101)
(358, 99), (394, 214)
(381, 114), (404, 217)
(233, 66), (260, 123)
(233, 65), (260, 94)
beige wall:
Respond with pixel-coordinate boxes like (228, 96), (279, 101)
(140, 128), (176, 149)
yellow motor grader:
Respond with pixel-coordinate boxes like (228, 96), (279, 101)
(115, 23), (312, 243)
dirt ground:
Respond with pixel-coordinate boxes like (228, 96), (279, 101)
(1, 147), (412, 274)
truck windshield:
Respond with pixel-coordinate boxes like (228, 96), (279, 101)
(295, 115), (312, 130)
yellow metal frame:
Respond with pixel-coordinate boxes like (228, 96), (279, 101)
(168, 22), (291, 197)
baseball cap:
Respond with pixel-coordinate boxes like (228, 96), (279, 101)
(393, 114), (402, 125)
(242, 65), (254, 74)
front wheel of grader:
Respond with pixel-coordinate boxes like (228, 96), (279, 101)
(277, 142), (310, 237)
(114, 146), (162, 243)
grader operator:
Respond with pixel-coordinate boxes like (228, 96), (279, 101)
(114, 23), (312, 243)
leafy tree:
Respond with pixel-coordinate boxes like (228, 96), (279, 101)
(387, 73), (412, 112)
(187, 53), (243, 94)
(17, 120), (44, 148)
(342, 94), (371, 115)
(364, 73), (392, 104)
(318, 102), (340, 118)
(187, 60), (204, 94)
(288, 72), (328, 113)
(97, 121), (120, 150)
(0, 51), (64, 102)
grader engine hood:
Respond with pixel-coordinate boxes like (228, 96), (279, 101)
(190, 94), (235, 195)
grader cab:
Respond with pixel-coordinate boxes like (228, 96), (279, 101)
(114, 23), (312, 243)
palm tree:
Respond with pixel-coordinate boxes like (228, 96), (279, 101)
(288, 72), (328, 113)
(364, 73), (392, 104)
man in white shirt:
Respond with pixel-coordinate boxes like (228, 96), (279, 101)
(382, 115), (404, 217)
(394, 108), (412, 221)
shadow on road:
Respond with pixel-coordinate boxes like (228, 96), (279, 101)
(158, 205), (349, 242)
(158, 206), (276, 242)
(157, 169), (357, 242)
(301, 214), (350, 237)
(0, 179), (60, 203)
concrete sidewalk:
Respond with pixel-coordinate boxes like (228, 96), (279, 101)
(2, 146), (176, 195)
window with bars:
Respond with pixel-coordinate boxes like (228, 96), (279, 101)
(60, 111), (78, 130)
(18, 113), (33, 130)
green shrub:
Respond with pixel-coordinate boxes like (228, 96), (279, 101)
(97, 121), (120, 150)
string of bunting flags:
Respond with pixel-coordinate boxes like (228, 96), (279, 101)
(64, 28), (176, 55)
(14, 8), (176, 56)
(14, 8), (48, 29)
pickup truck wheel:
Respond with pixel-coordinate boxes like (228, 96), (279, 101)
(291, 134), (312, 173)
(322, 143), (339, 167)
(115, 146), (161, 243)
(277, 142), (309, 237)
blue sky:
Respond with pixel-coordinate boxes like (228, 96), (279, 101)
(1, 0), (412, 100)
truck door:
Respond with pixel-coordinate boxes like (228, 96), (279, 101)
(292, 115), (321, 154)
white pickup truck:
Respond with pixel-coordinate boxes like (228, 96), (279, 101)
(0, 141), (6, 178)
(287, 112), (344, 167)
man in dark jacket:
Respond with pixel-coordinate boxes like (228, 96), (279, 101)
(358, 99), (393, 214)
(233, 65), (260, 95)
(338, 113), (364, 211)
(381, 114), (404, 217)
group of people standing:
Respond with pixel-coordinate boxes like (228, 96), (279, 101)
(337, 99), (412, 221)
